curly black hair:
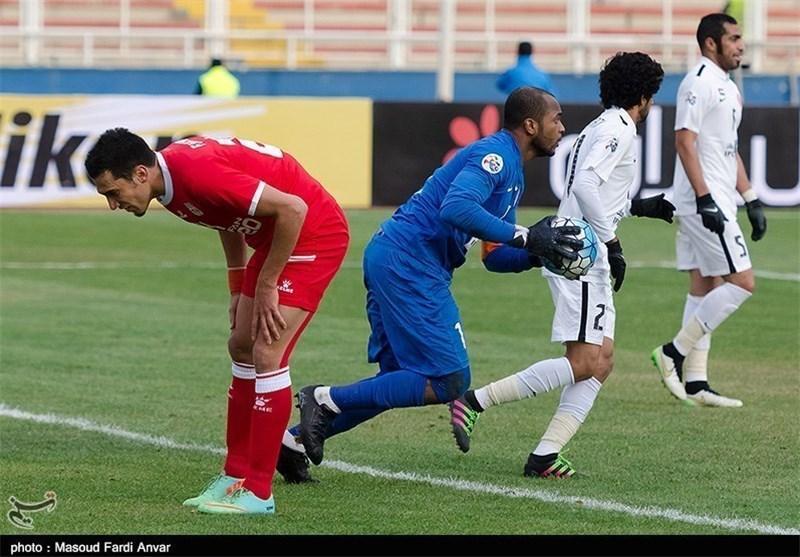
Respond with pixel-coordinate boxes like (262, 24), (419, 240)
(598, 52), (664, 110)
(84, 127), (155, 182)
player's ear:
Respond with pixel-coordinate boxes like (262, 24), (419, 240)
(132, 164), (148, 185)
(525, 117), (539, 136)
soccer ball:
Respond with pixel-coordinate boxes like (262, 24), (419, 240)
(543, 216), (598, 280)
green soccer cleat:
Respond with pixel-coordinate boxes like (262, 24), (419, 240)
(449, 396), (481, 453)
(197, 487), (275, 515)
(182, 473), (241, 508)
(524, 452), (576, 479)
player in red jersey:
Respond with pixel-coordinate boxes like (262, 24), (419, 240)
(85, 128), (349, 515)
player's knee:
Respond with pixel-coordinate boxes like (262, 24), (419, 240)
(251, 338), (283, 371)
(566, 353), (596, 381)
(594, 354), (614, 382)
(228, 333), (253, 363)
(430, 366), (470, 402)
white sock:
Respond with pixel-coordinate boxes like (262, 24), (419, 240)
(533, 377), (602, 456)
(474, 357), (575, 410)
(282, 429), (306, 453)
(255, 365), (291, 393)
(693, 282), (752, 333)
(682, 294), (711, 351)
(314, 386), (341, 414)
(684, 349), (709, 383)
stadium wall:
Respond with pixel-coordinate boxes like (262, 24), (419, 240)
(1, 68), (797, 106)
(1, 95), (798, 209)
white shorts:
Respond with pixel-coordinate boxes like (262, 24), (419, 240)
(546, 274), (615, 346)
(675, 215), (752, 277)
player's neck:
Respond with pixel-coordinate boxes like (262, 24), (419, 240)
(702, 51), (726, 73)
(151, 163), (166, 199)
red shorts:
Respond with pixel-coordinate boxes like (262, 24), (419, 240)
(242, 229), (349, 312)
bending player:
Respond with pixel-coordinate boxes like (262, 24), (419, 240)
(85, 130), (349, 513)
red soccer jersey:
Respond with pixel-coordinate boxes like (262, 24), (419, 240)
(156, 136), (348, 252)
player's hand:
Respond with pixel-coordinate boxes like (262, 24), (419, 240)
(630, 194), (675, 223)
(512, 216), (583, 264)
(606, 239), (626, 292)
(252, 283), (287, 344)
(229, 293), (240, 330)
(696, 194), (726, 234)
(745, 198), (767, 241)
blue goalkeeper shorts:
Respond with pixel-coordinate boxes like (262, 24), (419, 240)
(363, 232), (469, 377)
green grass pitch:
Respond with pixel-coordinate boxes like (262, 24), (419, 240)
(1, 208), (797, 535)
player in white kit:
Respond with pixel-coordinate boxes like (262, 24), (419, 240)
(652, 13), (767, 408)
(449, 53), (673, 477)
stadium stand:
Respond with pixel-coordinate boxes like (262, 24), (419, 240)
(0, 0), (797, 73)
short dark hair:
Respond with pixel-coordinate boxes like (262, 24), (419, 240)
(503, 86), (554, 129)
(518, 41), (532, 56)
(697, 13), (737, 51)
(599, 52), (664, 110)
(84, 128), (155, 182)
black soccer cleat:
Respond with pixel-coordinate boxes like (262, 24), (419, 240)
(523, 452), (576, 479)
(276, 443), (316, 484)
(296, 385), (336, 466)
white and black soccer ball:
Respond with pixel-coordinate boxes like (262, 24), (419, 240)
(543, 216), (598, 280)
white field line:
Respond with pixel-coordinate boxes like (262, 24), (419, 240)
(1, 403), (797, 535)
(3, 260), (799, 282)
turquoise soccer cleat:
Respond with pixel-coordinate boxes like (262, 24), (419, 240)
(182, 473), (241, 508)
(197, 487), (276, 515)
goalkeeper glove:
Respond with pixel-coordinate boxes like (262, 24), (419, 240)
(696, 194), (726, 234)
(630, 194), (675, 223)
(606, 239), (626, 292)
(509, 216), (583, 264)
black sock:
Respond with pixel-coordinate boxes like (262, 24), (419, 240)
(464, 390), (484, 412)
(686, 381), (711, 395)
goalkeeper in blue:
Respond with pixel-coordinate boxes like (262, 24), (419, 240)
(448, 52), (672, 478)
(275, 87), (584, 478)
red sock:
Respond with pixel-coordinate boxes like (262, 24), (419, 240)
(243, 368), (293, 500)
(223, 363), (255, 479)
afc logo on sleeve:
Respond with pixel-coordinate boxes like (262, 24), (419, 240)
(481, 153), (504, 174)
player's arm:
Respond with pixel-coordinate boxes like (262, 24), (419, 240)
(250, 184), (308, 343)
(480, 207), (541, 273)
(735, 153), (766, 241)
(440, 163), (580, 262)
(219, 230), (248, 328)
(676, 128), (725, 234)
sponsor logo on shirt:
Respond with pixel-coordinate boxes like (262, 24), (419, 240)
(686, 91), (697, 105)
(605, 138), (619, 153)
(718, 88), (726, 102)
(183, 202), (204, 216)
(481, 153), (504, 174)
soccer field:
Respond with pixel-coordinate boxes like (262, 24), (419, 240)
(1, 208), (798, 535)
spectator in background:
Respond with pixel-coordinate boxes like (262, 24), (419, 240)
(195, 58), (240, 98)
(496, 42), (556, 96)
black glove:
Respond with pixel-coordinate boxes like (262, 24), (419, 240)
(630, 194), (675, 223)
(696, 194), (726, 234)
(606, 239), (626, 292)
(745, 198), (767, 241)
(515, 216), (584, 264)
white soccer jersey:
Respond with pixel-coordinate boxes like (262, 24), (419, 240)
(672, 56), (743, 219)
(554, 106), (638, 282)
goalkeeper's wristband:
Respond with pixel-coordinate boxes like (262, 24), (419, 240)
(741, 189), (758, 203)
(227, 267), (246, 295)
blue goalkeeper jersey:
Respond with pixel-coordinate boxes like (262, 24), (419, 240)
(379, 129), (525, 272)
